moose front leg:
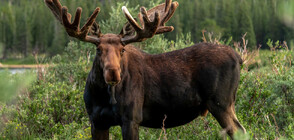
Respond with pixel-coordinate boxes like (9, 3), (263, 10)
(119, 76), (144, 140)
(121, 105), (143, 140)
(91, 124), (109, 140)
(89, 106), (113, 140)
(122, 120), (140, 140)
(120, 91), (144, 140)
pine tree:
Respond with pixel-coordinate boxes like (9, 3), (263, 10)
(236, 0), (256, 48)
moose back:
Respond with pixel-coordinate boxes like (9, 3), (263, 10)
(45, 0), (246, 139)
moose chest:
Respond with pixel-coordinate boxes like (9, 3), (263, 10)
(84, 84), (204, 129)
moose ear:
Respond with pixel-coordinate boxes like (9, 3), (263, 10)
(119, 20), (136, 38)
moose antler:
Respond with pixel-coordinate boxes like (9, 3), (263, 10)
(44, 0), (101, 44)
(121, 0), (179, 45)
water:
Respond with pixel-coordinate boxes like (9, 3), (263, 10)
(0, 68), (29, 74)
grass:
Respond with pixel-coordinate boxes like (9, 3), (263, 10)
(0, 53), (49, 65)
(1, 57), (36, 65)
(0, 40), (293, 139)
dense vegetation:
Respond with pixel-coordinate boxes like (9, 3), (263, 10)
(0, 2), (294, 139)
(0, 0), (294, 59)
(0, 35), (293, 140)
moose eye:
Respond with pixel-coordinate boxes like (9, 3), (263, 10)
(121, 48), (126, 55)
(96, 48), (102, 55)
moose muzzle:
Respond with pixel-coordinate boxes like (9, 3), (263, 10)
(104, 68), (121, 105)
(104, 68), (121, 86)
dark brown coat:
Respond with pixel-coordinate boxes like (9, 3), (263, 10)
(44, 0), (246, 139)
(84, 40), (246, 139)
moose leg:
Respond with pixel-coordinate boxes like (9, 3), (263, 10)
(230, 105), (246, 133)
(120, 84), (144, 140)
(207, 101), (246, 139)
(88, 113), (110, 140)
(120, 102), (143, 140)
(91, 124), (109, 140)
(90, 110), (110, 140)
(122, 120), (140, 140)
(121, 106), (142, 140)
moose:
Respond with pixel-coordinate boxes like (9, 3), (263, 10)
(45, 0), (246, 139)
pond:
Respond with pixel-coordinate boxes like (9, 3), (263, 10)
(0, 68), (30, 74)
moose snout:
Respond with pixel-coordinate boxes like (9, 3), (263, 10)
(104, 68), (121, 86)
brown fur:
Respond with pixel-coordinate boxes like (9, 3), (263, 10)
(44, 0), (246, 139)
(84, 34), (246, 140)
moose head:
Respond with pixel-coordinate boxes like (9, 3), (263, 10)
(45, 0), (178, 87)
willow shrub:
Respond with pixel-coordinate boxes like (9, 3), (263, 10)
(1, 41), (293, 140)
(1, 3), (293, 140)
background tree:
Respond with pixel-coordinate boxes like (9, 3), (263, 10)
(0, 0), (293, 59)
(236, 0), (256, 48)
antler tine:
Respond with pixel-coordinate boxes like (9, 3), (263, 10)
(61, 7), (72, 27)
(81, 7), (100, 32)
(122, 6), (142, 32)
(121, 0), (178, 45)
(45, 0), (101, 44)
(121, 6), (160, 44)
(156, 1), (179, 34)
(141, 7), (160, 30)
(52, 0), (62, 12)
(91, 22), (102, 37)
(72, 7), (82, 29)
(161, 1), (178, 26)
(45, 0), (62, 22)
(164, 0), (172, 13)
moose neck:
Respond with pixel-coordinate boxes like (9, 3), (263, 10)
(88, 58), (106, 88)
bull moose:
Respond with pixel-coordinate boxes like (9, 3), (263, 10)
(45, 0), (246, 139)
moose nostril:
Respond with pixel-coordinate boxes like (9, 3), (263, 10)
(104, 68), (121, 85)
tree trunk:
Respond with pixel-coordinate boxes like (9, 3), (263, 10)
(2, 44), (8, 60)
(24, 35), (28, 57)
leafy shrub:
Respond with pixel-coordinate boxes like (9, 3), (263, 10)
(267, 39), (293, 74)
(0, 70), (35, 139)
(0, 41), (92, 139)
(0, 2), (293, 140)
(0, 70), (35, 102)
(237, 67), (294, 139)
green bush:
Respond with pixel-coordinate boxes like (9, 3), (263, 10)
(0, 2), (293, 140)
(1, 43), (293, 140)
(0, 41), (92, 139)
(0, 70), (35, 103)
(237, 67), (294, 139)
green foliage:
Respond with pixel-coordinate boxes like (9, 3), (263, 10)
(1, 0), (294, 58)
(1, 43), (294, 139)
(198, 19), (224, 39)
(236, 0), (256, 49)
(266, 39), (293, 74)
(139, 33), (193, 54)
(0, 41), (93, 139)
(100, 2), (138, 34)
(0, 56), (36, 65)
(0, 70), (35, 102)
(237, 67), (294, 139)
(0, 1), (293, 140)
(0, 70), (35, 138)
(279, 0), (294, 29)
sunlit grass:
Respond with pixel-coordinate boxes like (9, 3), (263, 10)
(0, 56), (37, 65)
(0, 70), (36, 102)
